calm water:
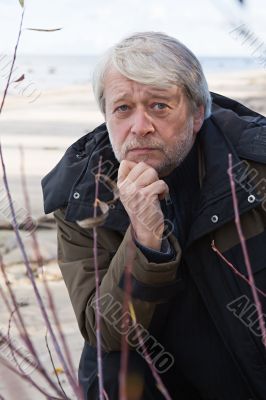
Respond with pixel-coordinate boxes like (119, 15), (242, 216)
(0, 54), (262, 93)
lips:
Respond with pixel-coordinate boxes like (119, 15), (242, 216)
(128, 147), (158, 152)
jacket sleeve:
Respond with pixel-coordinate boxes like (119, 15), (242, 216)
(54, 208), (182, 351)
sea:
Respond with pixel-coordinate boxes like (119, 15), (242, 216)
(0, 54), (263, 93)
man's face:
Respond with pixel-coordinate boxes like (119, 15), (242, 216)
(104, 68), (203, 177)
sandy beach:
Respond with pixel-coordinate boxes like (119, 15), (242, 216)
(0, 69), (266, 399)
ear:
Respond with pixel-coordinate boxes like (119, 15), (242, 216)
(193, 105), (205, 134)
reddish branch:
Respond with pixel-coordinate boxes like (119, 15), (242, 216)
(0, 8), (80, 399)
(93, 156), (106, 400)
(0, 333), (62, 399)
(19, 146), (77, 382)
(128, 303), (172, 400)
(0, 144), (81, 396)
(0, 256), (64, 397)
(119, 240), (134, 400)
(0, 10), (24, 115)
(45, 331), (70, 399)
(211, 241), (266, 298)
(7, 309), (25, 376)
(228, 153), (266, 346)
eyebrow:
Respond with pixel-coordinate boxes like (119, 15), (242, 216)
(146, 93), (175, 101)
(151, 85), (181, 97)
(111, 90), (176, 105)
(111, 93), (131, 105)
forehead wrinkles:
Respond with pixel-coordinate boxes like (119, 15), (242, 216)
(104, 71), (130, 97)
(107, 84), (179, 105)
(106, 78), (143, 96)
(104, 70), (179, 101)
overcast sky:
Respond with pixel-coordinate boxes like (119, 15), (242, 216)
(0, 0), (266, 56)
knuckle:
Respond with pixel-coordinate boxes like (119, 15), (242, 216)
(139, 161), (147, 167)
(120, 181), (137, 197)
(119, 159), (126, 169)
(142, 166), (158, 182)
(117, 181), (123, 190)
(159, 179), (168, 188)
(149, 167), (158, 179)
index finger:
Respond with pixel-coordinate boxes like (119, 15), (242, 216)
(117, 159), (137, 184)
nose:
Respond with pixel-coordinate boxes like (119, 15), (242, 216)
(130, 108), (155, 136)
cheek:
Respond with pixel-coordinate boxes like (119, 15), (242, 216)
(160, 117), (192, 146)
(107, 122), (127, 150)
(108, 118), (130, 140)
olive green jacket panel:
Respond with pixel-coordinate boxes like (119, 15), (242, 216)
(54, 208), (181, 351)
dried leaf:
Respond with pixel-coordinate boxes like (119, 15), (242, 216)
(26, 28), (62, 32)
(96, 173), (119, 203)
(14, 74), (25, 83)
(19, 0), (24, 7)
(77, 201), (109, 228)
(53, 367), (64, 375)
(128, 302), (137, 323)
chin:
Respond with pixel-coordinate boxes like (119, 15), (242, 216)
(126, 153), (157, 166)
(126, 154), (172, 176)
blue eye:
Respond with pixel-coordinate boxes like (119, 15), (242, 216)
(153, 103), (168, 110)
(116, 105), (129, 112)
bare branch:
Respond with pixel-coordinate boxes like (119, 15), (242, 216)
(228, 153), (266, 347)
(45, 330), (70, 400)
(211, 241), (266, 298)
(93, 156), (105, 400)
(0, 9), (24, 115)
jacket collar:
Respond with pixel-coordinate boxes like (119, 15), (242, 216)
(42, 93), (266, 239)
(186, 105), (263, 246)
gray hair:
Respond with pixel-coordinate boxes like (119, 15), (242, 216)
(92, 31), (212, 119)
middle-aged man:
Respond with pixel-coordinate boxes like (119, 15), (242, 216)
(42, 32), (266, 399)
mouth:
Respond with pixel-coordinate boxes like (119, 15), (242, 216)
(127, 148), (159, 154)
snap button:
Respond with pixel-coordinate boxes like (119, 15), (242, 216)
(73, 192), (80, 199)
(247, 194), (256, 203)
(109, 204), (115, 209)
(211, 215), (219, 223)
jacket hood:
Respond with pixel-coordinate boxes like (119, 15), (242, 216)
(41, 92), (266, 233)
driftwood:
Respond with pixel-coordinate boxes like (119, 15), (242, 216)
(0, 215), (56, 231)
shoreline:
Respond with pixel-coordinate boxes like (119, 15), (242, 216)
(1, 68), (265, 242)
(0, 68), (265, 398)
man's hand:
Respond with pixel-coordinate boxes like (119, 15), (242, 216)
(117, 160), (169, 251)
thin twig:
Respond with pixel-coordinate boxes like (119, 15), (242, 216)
(128, 303), (172, 400)
(19, 145), (77, 380)
(7, 308), (25, 375)
(119, 240), (135, 400)
(0, 9), (24, 115)
(0, 355), (63, 400)
(228, 153), (266, 346)
(0, 275), (20, 334)
(93, 156), (105, 400)
(0, 255), (63, 395)
(0, 332), (37, 375)
(0, 138), (80, 398)
(0, 256), (38, 366)
(0, 334), (61, 398)
(0, 5), (79, 398)
(45, 330), (70, 400)
(0, 0), (39, 366)
(211, 241), (266, 298)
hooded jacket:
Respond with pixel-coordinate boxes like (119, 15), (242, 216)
(42, 93), (266, 399)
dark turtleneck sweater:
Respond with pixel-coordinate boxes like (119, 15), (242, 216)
(135, 137), (200, 259)
(135, 139), (251, 400)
